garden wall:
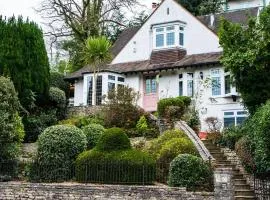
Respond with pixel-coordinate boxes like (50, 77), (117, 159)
(0, 182), (214, 200)
(67, 106), (102, 117)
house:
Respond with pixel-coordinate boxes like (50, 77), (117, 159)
(65, 0), (264, 131)
(225, 0), (270, 11)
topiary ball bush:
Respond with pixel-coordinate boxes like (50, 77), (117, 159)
(96, 128), (131, 152)
(30, 125), (87, 182)
(168, 154), (213, 191)
(49, 87), (66, 108)
(82, 124), (105, 149)
(75, 149), (156, 184)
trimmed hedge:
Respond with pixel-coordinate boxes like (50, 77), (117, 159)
(157, 96), (191, 118)
(29, 125), (87, 182)
(82, 124), (105, 149)
(75, 149), (156, 184)
(168, 154), (213, 191)
(96, 128), (131, 152)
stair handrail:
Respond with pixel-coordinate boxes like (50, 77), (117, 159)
(175, 120), (215, 161)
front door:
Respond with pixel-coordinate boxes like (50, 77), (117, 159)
(143, 75), (158, 112)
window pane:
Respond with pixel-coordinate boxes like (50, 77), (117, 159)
(179, 81), (183, 96)
(156, 34), (164, 47)
(156, 28), (164, 32)
(166, 26), (174, 31)
(179, 74), (183, 79)
(108, 75), (115, 81)
(166, 32), (175, 46)
(145, 79), (151, 94)
(96, 75), (103, 105)
(108, 82), (115, 92)
(237, 117), (247, 125)
(179, 32), (184, 46)
(187, 80), (193, 97)
(151, 79), (157, 93)
(87, 77), (93, 106)
(212, 77), (221, 96)
(224, 112), (234, 116)
(237, 111), (248, 115)
(180, 27), (184, 31)
(224, 117), (235, 128)
(225, 75), (231, 94)
(118, 77), (125, 82)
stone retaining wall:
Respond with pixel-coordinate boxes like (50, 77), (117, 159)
(67, 106), (102, 117)
(0, 182), (214, 200)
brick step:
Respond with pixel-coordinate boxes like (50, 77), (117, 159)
(234, 179), (248, 185)
(216, 164), (236, 168)
(235, 190), (255, 196)
(235, 196), (256, 200)
(235, 184), (252, 190)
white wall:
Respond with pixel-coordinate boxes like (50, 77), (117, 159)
(125, 74), (143, 107)
(227, 0), (263, 10)
(112, 0), (221, 64)
(74, 79), (84, 106)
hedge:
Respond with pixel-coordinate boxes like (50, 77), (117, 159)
(82, 124), (105, 149)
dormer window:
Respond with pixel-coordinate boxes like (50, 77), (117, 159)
(153, 23), (185, 49)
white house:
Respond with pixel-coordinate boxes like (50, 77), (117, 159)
(66, 0), (263, 131)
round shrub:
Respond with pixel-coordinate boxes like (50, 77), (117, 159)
(235, 137), (255, 173)
(50, 72), (70, 97)
(82, 124), (105, 149)
(30, 125), (87, 182)
(147, 129), (187, 157)
(158, 138), (198, 163)
(75, 149), (156, 184)
(49, 87), (66, 108)
(96, 128), (131, 152)
(168, 154), (213, 191)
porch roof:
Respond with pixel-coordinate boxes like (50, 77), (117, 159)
(65, 51), (222, 80)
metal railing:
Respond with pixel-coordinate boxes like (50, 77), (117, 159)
(0, 160), (170, 185)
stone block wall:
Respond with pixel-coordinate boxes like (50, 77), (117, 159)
(0, 182), (214, 200)
(67, 106), (102, 117)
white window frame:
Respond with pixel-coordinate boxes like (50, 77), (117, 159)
(153, 23), (185, 49)
(223, 110), (248, 128)
(187, 72), (194, 97)
(211, 69), (222, 97)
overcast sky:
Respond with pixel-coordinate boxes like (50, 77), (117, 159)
(0, 0), (155, 29)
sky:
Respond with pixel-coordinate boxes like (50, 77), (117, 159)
(0, 0), (155, 29)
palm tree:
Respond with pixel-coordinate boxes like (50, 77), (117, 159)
(82, 36), (112, 105)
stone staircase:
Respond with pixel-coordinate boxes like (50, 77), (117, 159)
(203, 140), (256, 200)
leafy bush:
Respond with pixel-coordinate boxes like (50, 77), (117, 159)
(23, 109), (58, 142)
(158, 138), (198, 163)
(50, 72), (70, 97)
(75, 149), (155, 184)
(96, 128), (131, 152)
(0, 77), (24, 163)
(219, 126), (244, 149)
(147, 129), (187, 157)
(103, 86), (143, 129)
(244, 101), (270, 173)
(82, 124), (105, 149)
(157, 96), (191, 118)
(186, 108), (200, 133)
(49, 87), (66, 108)
(235, 137), (255, 173)
(136, 116), (148, 131)
(168, 154), (213, 191)
(59, 115), (104, 128)
(207, 132), (222, 144)
(29, 125), (87, 182)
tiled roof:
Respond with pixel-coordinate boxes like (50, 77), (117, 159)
(197, 7), (259, 33)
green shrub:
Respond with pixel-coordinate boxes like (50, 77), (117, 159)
(147, 129), (187, 157)
(168, 154), (213, 191)
(136, 116), (148, 131)
(244, 101), (270, 173)
(75, 149), (156, 184)
(50, 72), (70, 97)
(158, 138), (198, 163)
(96, 128), (131, 152)
(157, 96), (191, 118)
(82, 124), (105, 149)
(185, 108), (201, 133)
(220, 126), (244, 149)
(235, 137), (255, 173)
(23, 109), (58, 142)
(49, 87), (66, 108)
(59, 115), (104, 128)
(0, 76), (24, 163)
(29, 125), (87, 182)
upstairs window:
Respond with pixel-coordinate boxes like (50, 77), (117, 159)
(211, 69), (221, 96)
(154, 24), (185, 49)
